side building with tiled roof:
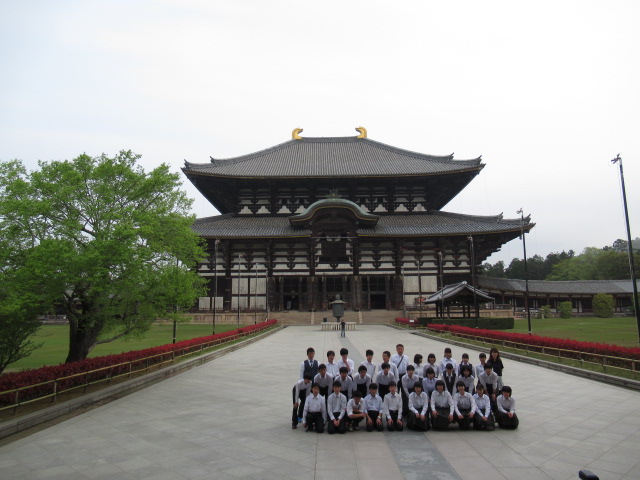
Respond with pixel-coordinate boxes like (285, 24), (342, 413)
(478, 276), (638, 314)
(182, 128), (533, 318)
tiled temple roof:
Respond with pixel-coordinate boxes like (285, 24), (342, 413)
(478, 276), (638, 295)
(183, 136), (483, 178)
(192, 211), (525, 238)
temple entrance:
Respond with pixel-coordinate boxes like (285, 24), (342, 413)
(366, 275), (388, 310)
(282, 277), (300, 310)
(324, 276), (344, 305)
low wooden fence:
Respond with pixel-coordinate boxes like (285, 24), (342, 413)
(426, 327), (640, 380)
(0, 327), (275, 414)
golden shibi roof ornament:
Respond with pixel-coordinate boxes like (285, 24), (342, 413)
(292, 128), (303, 140)
(355, 126), (367, 138)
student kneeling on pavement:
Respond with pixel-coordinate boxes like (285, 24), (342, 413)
(302, 384), (327, 433)
(327, 381), (348, 434)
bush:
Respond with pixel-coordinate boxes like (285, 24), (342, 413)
(396, 317), (514, 330)
(427, 324), (640, 361)
(538, 305), (552, 319)
(593, 293), (614, 318)
(558, 302), (573, 318)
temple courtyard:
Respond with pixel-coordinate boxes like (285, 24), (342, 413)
(1, 325), (639, 480)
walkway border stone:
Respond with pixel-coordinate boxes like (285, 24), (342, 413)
(0, 326), (282, 441)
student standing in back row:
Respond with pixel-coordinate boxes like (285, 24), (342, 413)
(360, 349), (378, 379)
(486, 347), (505, 389)
(299, 347), (319, 380)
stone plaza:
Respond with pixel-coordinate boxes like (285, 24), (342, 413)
(1, 325), (639, 480)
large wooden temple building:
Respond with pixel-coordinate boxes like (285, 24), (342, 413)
(182, 128), (533, 317)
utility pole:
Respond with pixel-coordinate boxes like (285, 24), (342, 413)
(517, 209), (532, 335)
(212, 239), (219, 335)
(612, 154), (640, 342)
(468, 236), (478, 327)
(237, 253), (243, 329)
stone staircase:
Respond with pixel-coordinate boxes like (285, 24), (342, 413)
(275, 309), (403, 326)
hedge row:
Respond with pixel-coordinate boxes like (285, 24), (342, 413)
(0, 320), (278, 406)
(395, 317), (514, 330)
(427, 323), (640, 362)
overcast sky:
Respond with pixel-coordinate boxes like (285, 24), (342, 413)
(2, 0), (639, 264)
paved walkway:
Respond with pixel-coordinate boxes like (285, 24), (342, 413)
(1, 325), (639, 480)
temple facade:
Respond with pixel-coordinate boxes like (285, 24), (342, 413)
(182, 128), (533, 316)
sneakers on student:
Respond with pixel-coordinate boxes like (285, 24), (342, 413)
(348, 424), (353, 432)
(292, 424), (297, 429)
(353, 425), (359, 431)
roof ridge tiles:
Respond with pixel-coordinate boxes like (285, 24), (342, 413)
(186, 136), (483, 168)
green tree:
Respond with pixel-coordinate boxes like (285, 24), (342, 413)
(0, 161), (44, 373)
(558, 301), (573, 319)
(547, 247), (639, 280)
(592, 293), (614, 318)
(0, 152), (206, 363)
(481, 260), (506, 277)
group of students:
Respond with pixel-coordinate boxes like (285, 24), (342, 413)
(292, 344), (519, 433)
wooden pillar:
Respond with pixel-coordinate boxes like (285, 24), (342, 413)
(321, 276), (327, 311)
(307, 276), (318, 311)
(351, 275), (362, 311)
(342, 275), (348, 310)
(298, 276), (305, 311)
(393, 275), (403, 310)
(267, 276), (276, 312)
(277, 276), (284, 311)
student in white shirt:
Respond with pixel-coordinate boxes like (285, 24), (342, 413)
(313, 363), (333, 400)
(336, 347), (355, 377)
(412, 353), (424, 378)
(439, 347), (458, 376)
(383, 381), (403, 431)
(302, 384), (327, 433)
(457, 353), (474, 379)
(401, 364), (420, 416)
(453, 381), (476, 430)
(363, 383), (384, 432)
(327, 381), (348, 434)
(458, 365), (475, 395)
(430, 379), (454, 430)
(477, 364), (499, 400)
(352, 365), (372, 398)
(496, 386), (519, 429)
(292, 374), (312, 429)
(426, 353), (441, 379)
(360, 349), (377, 379)
(347, 390), (367, 431)
(335, 367), (353, 400)
(422, 367), (438, 397)
(375, 362), (395, 398)
(475, 352), (487, 379)
(407, 382), (429, 431)
(390, 344), (409, 379)
(325, 350), (339, 378)
(472, 383), (495, 431)
(381, 351), (399, 381)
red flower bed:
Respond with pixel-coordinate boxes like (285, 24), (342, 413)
(0, 320), (277, 406)
(396, 317), (412, 325)
(427, 323), (640, 361)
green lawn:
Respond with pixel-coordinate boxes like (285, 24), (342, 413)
(7, 323), (237, 372)
(509, 316), (639, 347)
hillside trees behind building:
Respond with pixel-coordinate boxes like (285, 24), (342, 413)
(0, 152), (206, 364)
(482, 240), (639, 281)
